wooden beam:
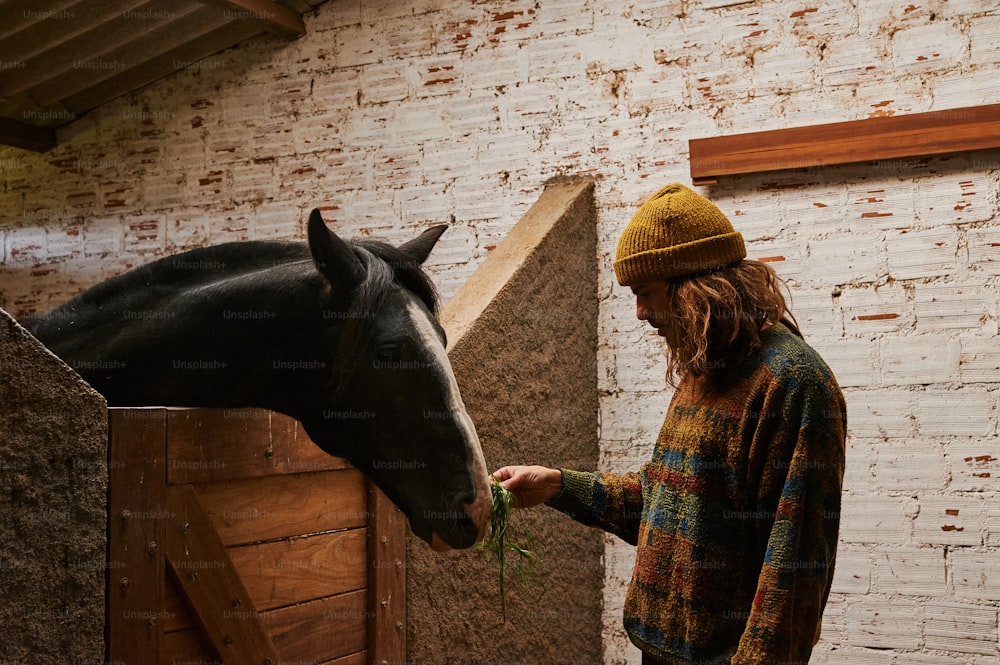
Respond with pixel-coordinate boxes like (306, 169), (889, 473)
(0, 117), (57, 152)
(689, 103), (1000, 185)
(367, 482), (406, 665)
(165, 484), (282, 665)
(107, 409), (167, 665)
(195, 0), (306, 39)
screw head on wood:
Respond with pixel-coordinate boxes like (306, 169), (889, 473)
(120, 509), (132, 522)
(119, 577), (130, 591)
(146, 540), (158, 555)
(181, 522), (190, 534)
(232, 598), (242, 608)
(188, 571), (198, 583)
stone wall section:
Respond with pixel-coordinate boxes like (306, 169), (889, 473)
(0, 309), (107, 665)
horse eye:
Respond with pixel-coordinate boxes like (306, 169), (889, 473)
(375, 347), (398, 365)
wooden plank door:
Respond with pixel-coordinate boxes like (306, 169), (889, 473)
(107, 407), (407, 665)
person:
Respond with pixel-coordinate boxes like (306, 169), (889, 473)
(493, 183), (847, 665)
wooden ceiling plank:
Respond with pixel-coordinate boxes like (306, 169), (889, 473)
(26, 4), (232, 107)
(0, 0), (188, 97)
(61, 20), (264, 115)
(689, 104), (1000, 183)
(194, 0), (305, 39)
(0, 0), (150, 68)
(0, 0), (81, 42)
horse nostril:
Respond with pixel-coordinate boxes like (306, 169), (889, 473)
(454, 488), (490, 531)
(453, 491), (476, 513)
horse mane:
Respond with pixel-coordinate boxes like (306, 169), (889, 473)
(37, 235), (437, 320)
(327, 238), (441, 398)
(352, 239), (438, 315)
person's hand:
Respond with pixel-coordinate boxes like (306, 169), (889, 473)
(491, 465), (563, 509)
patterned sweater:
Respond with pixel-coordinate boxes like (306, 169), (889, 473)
(549, 323), (846, 664)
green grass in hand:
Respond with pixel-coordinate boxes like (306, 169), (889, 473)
(477, 477), (541, 622)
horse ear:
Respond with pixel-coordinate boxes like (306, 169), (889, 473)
(308, 209), (363, 292)
(398, 224), (447, 265)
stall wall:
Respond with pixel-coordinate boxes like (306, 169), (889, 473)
(409, 178), (602, 665)
(0, 308), (107, 665)
(2, 1), (999, 662)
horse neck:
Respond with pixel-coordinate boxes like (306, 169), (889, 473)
(163, 270), (341, 409)
(77, 263), (346, 411)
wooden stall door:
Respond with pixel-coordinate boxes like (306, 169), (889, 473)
(107, 408), (406, 665)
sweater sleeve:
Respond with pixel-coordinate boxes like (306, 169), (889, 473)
(732, 365), (847, 664)
(546, 468), (645, 545)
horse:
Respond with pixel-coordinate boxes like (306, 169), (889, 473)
(26, 209), (491, 551)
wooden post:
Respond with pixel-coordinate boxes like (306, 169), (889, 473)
(107, 409), (167, 665)
(367, 482), (406, 665)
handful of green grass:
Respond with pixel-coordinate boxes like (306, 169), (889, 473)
(477, 477), (541, 621)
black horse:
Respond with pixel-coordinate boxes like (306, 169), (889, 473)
(27, 210), (490, 551)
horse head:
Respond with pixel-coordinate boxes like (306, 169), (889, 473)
(295, 210), (490, 551)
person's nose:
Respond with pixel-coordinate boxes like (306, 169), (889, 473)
(636, 298), (650, 321)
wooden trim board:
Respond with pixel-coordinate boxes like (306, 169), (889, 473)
(689, 103), (1000, 185)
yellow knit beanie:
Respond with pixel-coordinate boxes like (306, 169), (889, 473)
(614, 183), (746, 286)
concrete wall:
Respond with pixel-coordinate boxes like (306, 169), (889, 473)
(0, 308), (107, 665)
(407, 177), (601, 664)
(1, 1), (999, 662)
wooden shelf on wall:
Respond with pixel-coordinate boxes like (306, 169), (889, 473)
(688, 103), (1000, 185)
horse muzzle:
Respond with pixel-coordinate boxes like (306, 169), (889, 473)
(426, 484), (491, 551)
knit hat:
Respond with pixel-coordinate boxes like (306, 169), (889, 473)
(614, 183), (746, 286)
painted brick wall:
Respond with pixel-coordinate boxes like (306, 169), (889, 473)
(2, 0), (999, 662)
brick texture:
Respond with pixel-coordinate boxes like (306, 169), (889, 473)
(1, 0), (999, 662)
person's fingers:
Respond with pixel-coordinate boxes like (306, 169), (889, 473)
(491, 466), (514, 481)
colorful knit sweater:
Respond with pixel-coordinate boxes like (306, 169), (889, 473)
(549, 323), (846, 664)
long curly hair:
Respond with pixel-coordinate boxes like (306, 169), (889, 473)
(659, 260), (799, 388)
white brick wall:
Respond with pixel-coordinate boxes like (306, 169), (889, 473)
(1, 0), (999, 662)
(849, 596), (923, 649)
(872, 547), (947, 597)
